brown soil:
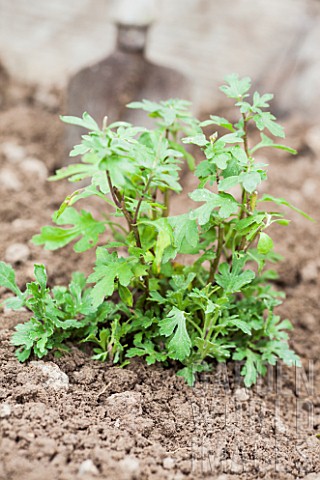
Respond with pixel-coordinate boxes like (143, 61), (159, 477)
(0, 76), (319, 480)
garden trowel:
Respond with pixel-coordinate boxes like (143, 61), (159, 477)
(65, 0), (191, 152)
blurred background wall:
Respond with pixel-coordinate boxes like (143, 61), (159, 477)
(0, 0), (319, 118)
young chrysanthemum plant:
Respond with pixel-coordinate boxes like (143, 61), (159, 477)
(0, 74), (312, 387)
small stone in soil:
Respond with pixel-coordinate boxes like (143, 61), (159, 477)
(33, 436), (57, 457)
(0, 167), (22, 191)
(19, 157), (48, 180)
(179, 460), (192, 474)
(105, 391), (142, 420)
(301, 261), (319, 283)
(163, 457), (175, 469)
(275, 416), (287, 433)
(1, 141), (26, 163)
(12, 218), (37, 231)
(78, 459), (99, 476)
(234, 388), (250, 402)
(0, 403), (12, 418)
(30, 361), (69, 391)
(34, 86), (60, 110)
(302, 178), (318, 199)
(5, 242), (30, 264)
(305, 125), (320, 155)
(119, 456), (140, 474)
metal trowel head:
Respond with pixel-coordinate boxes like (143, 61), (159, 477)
(65, 0), (191, 153)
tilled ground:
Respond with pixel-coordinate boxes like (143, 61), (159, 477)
(0, 79), (319, 480)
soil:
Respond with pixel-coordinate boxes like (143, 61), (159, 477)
(0, 73), (320, 480)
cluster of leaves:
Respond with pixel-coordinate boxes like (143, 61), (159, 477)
(0, 74), (311, 387)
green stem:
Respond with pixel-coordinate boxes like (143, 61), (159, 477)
(244, 225), (263, 252)
(239, 188), (247, 220)
(238, 113), (251, 221)
(106, 170), (142, 248)
(163, 190), (170, 217)
(206, 309), (221, 340)
(106, 171), (149, 298)
(187, 316), (202, 337)
(209, 225), (224, 283)
(242, 113), (250, 159)
(133, 176), (153, 225)
(104, 219), (128, 235)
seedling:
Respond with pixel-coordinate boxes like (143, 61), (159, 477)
(0, 75), (312, 387)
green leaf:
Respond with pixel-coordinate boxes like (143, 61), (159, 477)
(257, 232), (274, 255)
(235, 213), (265, 233)
(127, 100), (161, 112)
(68, 185), (109, 207)
(33, 208), (106, 252)
(240, 171), (261, 193)
(195, 160), (215, 180)
(177, 363), (210, 386)
(250, 133), (297, 155)
(127, 98), (197, 131)
(159, 307), (192, 361)
(226, 318), (251, 335)
(53, 191), (82, 220)
(12, 319), (50, 351)
(60, 112), (99, 131)
(190, 189), (239, 223)
(259, 194), (314, 221)
(215, 254), (255, 293)
(194, 337), (231, 361)
(218, 175), (240, 192)
(16, 347), (32, 362)
(252, 92), (273, 110)
(212, 153), (230, 170)
(176, 366), (196, 386)
(3, 296), (25, 310)
(230, 145), (248, 165)
(182, 134), (207, 146)
(200, 115), (234, 132)
(233, 348), (260, 387)
(118, 284), (133, 307)
(270, 341), (301, 367)
(69, 143), (90, 157)
(126, 333), (167, 365)
(139, 218), (173, 268)
(253, 112), (285, 138)
(87, 249), (136, 308)
(220, 74), (251, 99)
(32, 226), (79, 250)
(168, 213), (199, 253)
(219, 133), (244, 144)
(169, 141), (196, 171)
(34, 264), (48, 291)
(50, 163), (98, 183)
(0, 261), (22, 297)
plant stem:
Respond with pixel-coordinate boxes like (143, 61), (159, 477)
(238, 188), (247, 220)
(106, 174), (151, 297)
(133, 176), (153, 225)
(163, 190), (170, 217)
(203, 309), (220, 341)
(244, 226), (263, 252)
(242, 113), (250, 159)
(106, 170), (142, 248)
(209, 225), (224, 283)
(186, 317), (203, 337)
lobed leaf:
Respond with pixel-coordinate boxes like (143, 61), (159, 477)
(159, 307), (192, 361)
(60, 112), (99, 131)
(0, 261), (23, 297)
(259, 194), (314, 221)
